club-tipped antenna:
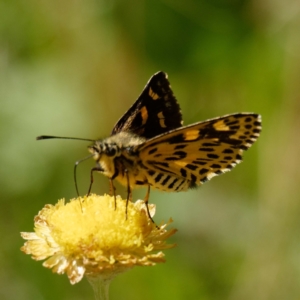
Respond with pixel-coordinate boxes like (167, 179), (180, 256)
(36, 135), (95, 142)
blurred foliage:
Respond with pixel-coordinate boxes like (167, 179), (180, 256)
(1, 0), (300, 299)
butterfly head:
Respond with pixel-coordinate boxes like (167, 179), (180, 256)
(87, 140), (121, 178)
(87, 132), (146, 180)
(88, 139), (122, 161)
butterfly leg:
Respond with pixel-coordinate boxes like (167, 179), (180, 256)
(144, 185), (156, 225)
(125, 169), (132, 220)
(109, 179), (117, 209)
(88, 166), (103, 195)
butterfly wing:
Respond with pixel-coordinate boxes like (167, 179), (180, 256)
(111, 71), (183, 139)
(137, 113), (262, 191)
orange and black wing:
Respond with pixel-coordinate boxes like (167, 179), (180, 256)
(111, 71), (183, 139)
(137, 113), (262, 191)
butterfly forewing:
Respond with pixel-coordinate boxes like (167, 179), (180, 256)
(111, 71), (183, 139)
(137, 113), (262, 191)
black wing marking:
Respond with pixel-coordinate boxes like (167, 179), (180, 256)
(111, 71), (183, 139)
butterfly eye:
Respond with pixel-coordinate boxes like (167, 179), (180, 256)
(106, 147), (116, 157)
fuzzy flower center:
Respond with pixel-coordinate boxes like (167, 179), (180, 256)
(49, 195), (153, 255)
(21, 194), (177, 284)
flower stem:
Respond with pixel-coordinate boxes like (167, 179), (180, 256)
(87, 275), (112, 300)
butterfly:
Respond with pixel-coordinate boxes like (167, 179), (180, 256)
(38, 71), (262, 219)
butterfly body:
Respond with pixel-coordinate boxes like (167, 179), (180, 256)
(88, 132), (147, 188)
(88, 71), (261, 194)
(89, 131), (194, 192)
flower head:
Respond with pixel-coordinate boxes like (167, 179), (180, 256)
(21, 194), (177, 284)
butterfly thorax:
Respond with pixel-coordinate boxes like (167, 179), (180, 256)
(88, 132), (147, 186)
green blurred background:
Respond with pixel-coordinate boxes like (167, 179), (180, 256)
(1, 0), (300, 299)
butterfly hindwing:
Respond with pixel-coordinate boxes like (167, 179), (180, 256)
(137, 113), (262, 190)
(111, 71), (183, 139)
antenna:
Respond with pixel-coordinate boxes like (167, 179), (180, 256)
(36, 135), (95, 142)
(37, 135), (97, 210)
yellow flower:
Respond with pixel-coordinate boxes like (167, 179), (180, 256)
(21, 194), (177, 284)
